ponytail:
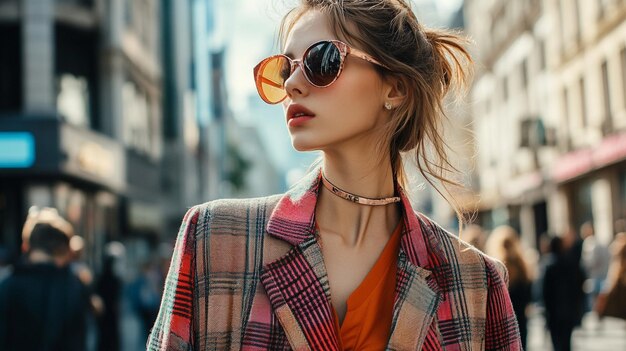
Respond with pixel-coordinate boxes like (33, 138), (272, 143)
(423, 29), (472, 99)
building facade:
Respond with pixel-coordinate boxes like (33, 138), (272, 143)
(465, 0), (626, 247)
(0, 0), (212, 270)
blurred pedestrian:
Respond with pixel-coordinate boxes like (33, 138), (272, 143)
(69, 235), (103, 350)
(580, 221), (610, 314)
(95, 248), (123, 351)
(542, 236), (586, 351)
(485, 225), (533, 350)
(563, 225), (587, 327)
(0, 246), (12, 283)
(148, 0), (522, 349)
(0, 207), (90, 351)
(595, 232), (626, 320)
(129, 260), (163, 342)
(563, 225), (583, 266)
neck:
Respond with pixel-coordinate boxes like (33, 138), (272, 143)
(315, 152), (401, 248)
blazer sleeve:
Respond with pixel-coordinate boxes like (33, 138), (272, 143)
(483, 257), (523, 351)
(147, 206), (201, 351)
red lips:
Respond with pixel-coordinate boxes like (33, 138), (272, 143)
(286, 104), (316, 121)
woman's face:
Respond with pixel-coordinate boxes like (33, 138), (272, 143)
(282, 10), (390, 153)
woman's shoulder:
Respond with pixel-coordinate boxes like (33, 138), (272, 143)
(178, 194), (284, 245)
(190, 193), (284, 218)
(415, 211), (508, 282)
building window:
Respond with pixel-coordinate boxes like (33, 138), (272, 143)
(579, 77), (587, 128)
(598, 0), (613, 20)
(124, 0), (134, 28)
(573, 0), (581, 44)
(502, 76), (509, 102)
(55, 24), (98, 130)
(521, 59), (528, 89)
(621, 47), (626, 107)
(57, 74), (90, 128)
(563, 87), (569, 123)
(562, 87), (571, 150)
(601, 60), (612, 129)
(538, 40), (547, 71)
(558, 0), (566, 55)
(126, 0), (158, 57)
(122, 81), (152, 154)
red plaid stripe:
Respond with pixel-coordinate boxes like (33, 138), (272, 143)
(260, 240), (340, 351)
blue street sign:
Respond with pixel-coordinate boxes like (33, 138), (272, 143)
(0, 132), (35, 168)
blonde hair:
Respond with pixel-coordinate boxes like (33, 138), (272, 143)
(485, 225), (531, 285)
(279, 0), (474, 226)
(22, 206), (74, 244)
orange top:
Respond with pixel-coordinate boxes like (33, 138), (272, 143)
(330, 221), (403, 351)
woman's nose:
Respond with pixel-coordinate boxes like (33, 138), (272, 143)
(284, 63), (310, 100)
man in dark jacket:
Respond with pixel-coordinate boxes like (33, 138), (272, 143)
(0, 207), (90, 351)
(542, 236), (586, 351)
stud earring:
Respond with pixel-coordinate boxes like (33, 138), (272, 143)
(384, 102), (392, 110)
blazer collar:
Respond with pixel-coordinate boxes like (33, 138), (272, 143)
(262, 166), (450, 350)
(265, 165), (448, 270)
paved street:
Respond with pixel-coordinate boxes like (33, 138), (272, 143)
(527, 310), (626, 351)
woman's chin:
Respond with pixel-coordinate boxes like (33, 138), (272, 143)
(290, 137), (321, 152)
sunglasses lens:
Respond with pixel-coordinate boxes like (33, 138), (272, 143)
(255, 56), (290, 104)
(304, 41), (341, 87)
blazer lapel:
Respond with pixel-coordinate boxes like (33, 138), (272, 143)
(261, 168), (340, 351)
(386, 188), (448, 351)
(387, 252), (443, 350)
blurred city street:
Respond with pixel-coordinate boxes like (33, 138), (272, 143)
(527, 311), (626, 350)
(1, 0), (626, 350)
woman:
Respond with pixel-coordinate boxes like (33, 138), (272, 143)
(148, 1), (521, 350)
(485, 226), (533, 350)
(596, 233), (626, 320)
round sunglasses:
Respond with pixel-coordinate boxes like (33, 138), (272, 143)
(253, 40), (389, 104)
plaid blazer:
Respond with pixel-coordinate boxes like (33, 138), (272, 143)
(148, 168), (522, 350)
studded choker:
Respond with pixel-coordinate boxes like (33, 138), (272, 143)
(320, 172), (401, 206)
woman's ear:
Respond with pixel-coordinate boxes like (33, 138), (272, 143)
(382, 75), (407, 109)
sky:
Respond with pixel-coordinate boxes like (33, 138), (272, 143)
(214, 0), (464, 175)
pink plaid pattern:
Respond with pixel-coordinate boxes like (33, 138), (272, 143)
(148, 167), (522, 350)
